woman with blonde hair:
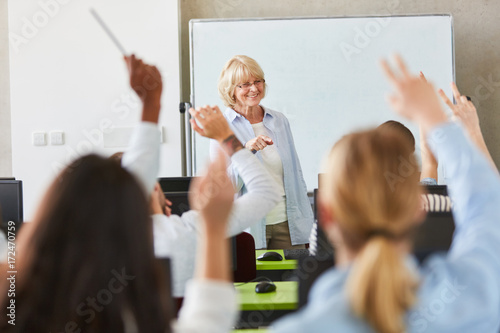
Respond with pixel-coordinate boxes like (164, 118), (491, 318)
(272, 56), (500, 332)
(211, 55), (313, 250)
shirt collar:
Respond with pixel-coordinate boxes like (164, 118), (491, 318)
(226, 105), (274, 123)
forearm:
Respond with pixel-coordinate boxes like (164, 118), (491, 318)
(428, 122), (500, 229)
(420, 127), (438, 181)
(141, 100), (161, 123)
(219, 134), (243, 157)
(470, 131), (497, 172)
(226, 149), (280, 236)
(195, 226), (231, 281)
(121, 122), (160, 196)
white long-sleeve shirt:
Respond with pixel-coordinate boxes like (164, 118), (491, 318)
(153, 146), (281, 296)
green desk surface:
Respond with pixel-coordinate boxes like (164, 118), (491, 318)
(255, 250), (297, 270)
(232, 330), (268, 333)
(235, 281), (298, 311)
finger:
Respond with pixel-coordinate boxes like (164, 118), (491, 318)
(460, 95), (469, 104)
(394, 54), (410, 78)
(438, 89), (455, 110)
(380, 59), (399, 88)
(419, 71), (427, 83)
(165, 206), (172, 217)
(192, 107), (208, 125)
(451, 82), (461, 102)
(385, 94), (403, 114)
(199, 105), (212, 117)
(261, 135), (273, 145)
(189, 108), (203, 123)
(190, 118), (205, 136)
(165, 198), (172, 206)
(211, 105), (222, 114)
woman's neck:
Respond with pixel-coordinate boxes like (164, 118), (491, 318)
(234, 105), (264, 124)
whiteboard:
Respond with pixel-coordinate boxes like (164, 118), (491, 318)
(190, 15), (454, 190)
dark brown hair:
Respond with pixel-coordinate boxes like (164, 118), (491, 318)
(0, 155), (170, 333)
(378, 120), (416, 152)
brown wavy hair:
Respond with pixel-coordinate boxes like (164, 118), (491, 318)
(0, 154), (170, 333)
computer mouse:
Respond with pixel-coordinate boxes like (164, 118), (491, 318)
(256, 251), (283, 261)
(255, 281), (277, 293)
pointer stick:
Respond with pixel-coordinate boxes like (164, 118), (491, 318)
(90, 8), (127, 55)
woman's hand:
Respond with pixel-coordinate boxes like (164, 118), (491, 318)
(124, 54), (162, 123)
(189, 105), (233, 142)
(380, 55), (447, 132)
(245, 135), (273, 153)
(438, 83), (496, 170)
(438, 83), (480, 139)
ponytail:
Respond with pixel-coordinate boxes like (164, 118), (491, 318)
(347, 236), (417, 333)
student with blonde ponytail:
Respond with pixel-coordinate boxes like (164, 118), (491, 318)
(272, 55), (500, 333)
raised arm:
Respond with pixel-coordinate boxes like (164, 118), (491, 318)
(121, 55), (162, 196)
(417, 72), (439, 182)
(381, 54), (500, 266)
(190, 105), (280, 236)
(438, 82), (497, 171)
(174, 152), (237, 333)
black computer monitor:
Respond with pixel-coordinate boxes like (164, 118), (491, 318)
(414, 211), (455, 263)
(164, 192), (191, 216)
(424, 184), (448, 196)
(0, 180), (23, 233)
(158, 177), (197, 193)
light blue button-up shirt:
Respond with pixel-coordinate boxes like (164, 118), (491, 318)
(210, 106), (314, 249)
(272, 122), (500, 332)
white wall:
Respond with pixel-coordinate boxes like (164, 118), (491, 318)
(0, 0), (12, 177)
(9, 0), (182, 220)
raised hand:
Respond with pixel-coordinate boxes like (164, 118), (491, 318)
(124, 54), (162, 123)
(438, 83), (480, 138)
(438, 83), (496, 170)
(245, 135), (273, 153)
(380, 55), (447, 131)
(190, 105), (243, 156)
(150, 183), (172, 216)
(189, 105), (233, 141)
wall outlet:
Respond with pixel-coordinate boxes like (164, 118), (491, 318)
(32, 132), (47, 146)
(50, 131), (64, 145)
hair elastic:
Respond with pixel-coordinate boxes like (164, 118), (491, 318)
(367, 229), (397, 240)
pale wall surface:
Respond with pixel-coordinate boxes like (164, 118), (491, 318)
(180, 0), (500, 169)
(0, 0), (12, 177)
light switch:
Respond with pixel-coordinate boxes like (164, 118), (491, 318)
(50, 131), (65, 145)
(32, 132), (47, 146)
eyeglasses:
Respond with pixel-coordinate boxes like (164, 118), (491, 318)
(236, 79), (265, 90)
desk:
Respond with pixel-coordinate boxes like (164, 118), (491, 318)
(235, 281), (297, 328)
(236, 281), (297, 311)
(255, 250), (297, 281)
(255, 250), (297, 271)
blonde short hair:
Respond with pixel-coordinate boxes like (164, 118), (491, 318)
(218, 55), (266, 108)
